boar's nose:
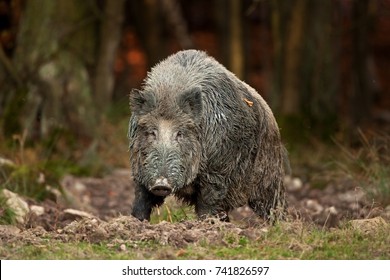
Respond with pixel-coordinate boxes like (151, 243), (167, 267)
(150, 177), (172, 196)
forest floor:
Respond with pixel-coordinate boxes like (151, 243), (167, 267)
(1, 166), (389, 259)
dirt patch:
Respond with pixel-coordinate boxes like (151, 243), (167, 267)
(60, 169), (135, 219)
(57, 170), (389, 227)
(1, 169), (390, 249)
(1, 215), (268, 249)
(61, 216), (260, 247)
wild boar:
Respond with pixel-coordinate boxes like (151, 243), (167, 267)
(129, 50), (287, 222)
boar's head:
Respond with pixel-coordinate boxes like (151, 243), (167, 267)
(129, 87), (202, 197)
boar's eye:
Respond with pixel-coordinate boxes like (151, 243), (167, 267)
(175, 131), (184, 142)
(145, 129), (157, 140)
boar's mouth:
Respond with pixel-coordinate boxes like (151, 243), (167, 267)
(150, 177), (172, 196)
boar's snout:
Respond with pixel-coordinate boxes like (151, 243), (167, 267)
(150, 177), (172, 196)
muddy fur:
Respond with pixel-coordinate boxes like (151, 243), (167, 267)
(129, 50), (287, 222)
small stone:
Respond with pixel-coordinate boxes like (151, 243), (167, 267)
(63, 208), (94, 219)
(45, 185), (62, 201)
(0, 157), (16, 167)
(325, 206), (338, 215)
(285, 176), (303, 192)
(0, 225), (21, 235)
(260, 227), (269, 233)
(338, 188), (365, 203)
(37, 173), (45, 184)
(74, 181), (87, 192)
(119, 244), (127, 251)
(292, 178), (303, 191)
(349, 217), (388, 234)
(305, 199), (323, 214)
(30, 205), (45, 216)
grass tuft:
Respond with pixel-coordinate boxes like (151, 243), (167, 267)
(333, 130), (390, 206)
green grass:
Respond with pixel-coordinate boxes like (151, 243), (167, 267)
(150, 199), (197, 224)
(287, 131), (390, 206)
(1, 220), (388, 260)
(333, 131), (390, 206)
(0, 196), (17, 225)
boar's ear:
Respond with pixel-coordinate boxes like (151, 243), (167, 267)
(177, 87), (203, 121)
(129, 89), (156, 115)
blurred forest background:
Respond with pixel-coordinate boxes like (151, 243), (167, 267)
(0, 0), (389, 176)
(1, 1), (390, 259)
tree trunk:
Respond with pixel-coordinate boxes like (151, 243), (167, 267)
(351, 0), (372, 129)
(303, 0), (338, 129)
(270, 0), (339, 139)
(161, 0), (193, 50)
(94, 0), (125, 112)
(281, 0), (307, 115)
(3, 0), (98, 141)
(215, 0), (230, 66)
(144, 0), (161, 66)
(229, 0), (244, 79)
(269, 0), (290, 110)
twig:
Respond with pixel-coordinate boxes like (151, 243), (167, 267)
(322, 211), (331, 231)
(156, 206), (161, 222)
(165, 204), (173, 223)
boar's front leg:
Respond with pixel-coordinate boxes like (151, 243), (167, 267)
(131, 184), (164, 221)
(194, 182), (230, 222)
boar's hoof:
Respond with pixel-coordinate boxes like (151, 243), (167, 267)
(150, 178), (172, 196)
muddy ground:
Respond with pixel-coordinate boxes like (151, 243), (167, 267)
(1, 169), (389, 249)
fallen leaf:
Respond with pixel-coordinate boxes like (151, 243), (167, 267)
(244, 98), (254, 107)
(176, 249), (186, 257)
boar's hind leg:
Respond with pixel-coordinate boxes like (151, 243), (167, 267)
(248, 189), (286, 223)
(248, 199), (269, 221)
(131, 185), (164, 221)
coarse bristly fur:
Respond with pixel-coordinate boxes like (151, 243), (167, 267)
(128, 49), (287, 222)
